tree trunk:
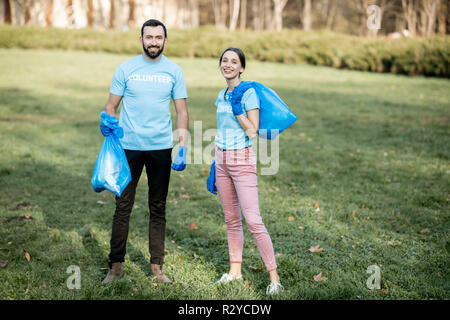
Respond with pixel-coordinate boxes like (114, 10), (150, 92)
(24, 0), (31, 24)
(402, 0), (417, 37)
(240, 0), (247, 29)
(229, 0), (240, 31)
(251, 0), (260, 30)
(303, 0), (311, 30)
(272, 0), (287, 31)
(213, 0), (228, 29)
(4, 0), (12, 24)
(86, 0), (93, 27)
(128, 0), (134, 26)
(46, 0), (53, 25)
(190, 0), (199, 28)
(109, 0), (114, 29)
(264, 0), (273, 30)
(437, 0), (447, 33)
(423, 0), (439, 36)
(325, 0), (337, 30)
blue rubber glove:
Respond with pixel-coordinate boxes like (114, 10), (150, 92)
(230, 81), (254, 116)
(206, 160), (217, 195)
(100, 111), (123, 138)
(172, 146), (187, 171)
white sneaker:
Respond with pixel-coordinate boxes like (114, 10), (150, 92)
(266, 281), (284, 295)
(214, 273), (242, 285)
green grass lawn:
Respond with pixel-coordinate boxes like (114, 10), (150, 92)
(0, 48), (449, 300)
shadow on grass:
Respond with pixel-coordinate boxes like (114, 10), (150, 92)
(1, 81), (448, 299)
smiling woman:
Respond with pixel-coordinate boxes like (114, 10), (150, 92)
(209, 47), (284, 296)
(0, 44), (449, 300)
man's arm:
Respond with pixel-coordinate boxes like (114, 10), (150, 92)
(173, 98), (189, 146)
(104, 93), (123, 117)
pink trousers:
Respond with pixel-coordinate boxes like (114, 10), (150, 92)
(215, 146), (277, 271)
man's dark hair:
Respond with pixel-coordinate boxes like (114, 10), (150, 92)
(219, 47), (246, 71)
(141, 19), (167, 38)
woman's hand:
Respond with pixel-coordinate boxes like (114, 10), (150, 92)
(230, 81), (253, 116)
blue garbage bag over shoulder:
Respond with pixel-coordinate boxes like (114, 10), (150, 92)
(231, 81), (298, 140)
(91, 112), (131, 197)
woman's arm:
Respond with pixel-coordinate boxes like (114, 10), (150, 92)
(236, 109), (259, 140)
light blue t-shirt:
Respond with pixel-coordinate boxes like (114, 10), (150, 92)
(110, 54), (188, 151)
(214, 87), (260, 150)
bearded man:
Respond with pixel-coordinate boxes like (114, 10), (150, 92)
(101, 19), (189, 284)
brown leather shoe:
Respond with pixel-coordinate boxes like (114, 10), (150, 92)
(102, 262), (123, 284)
(151, 263), (172, 283)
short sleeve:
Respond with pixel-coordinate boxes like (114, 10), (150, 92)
(110, 66), (126, 97)
(215, 89), (225, 106)
(172, 68), (188, 100)
(242, 88), (259, 111)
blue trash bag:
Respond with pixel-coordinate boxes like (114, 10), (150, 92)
(232, 81), (298, 140)
(91, 112), (131, 197)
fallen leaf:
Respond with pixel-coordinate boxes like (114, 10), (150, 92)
(188, 222), (198, 230)
(275, 187), (279, 192)
(420, 228), (430, 233)
(298, 226), (304, 230)
(201, 168), (208, 175)
(24, 249), (31, 262)
(309, 244), (323, 253)
(177, 257), (182, 262)
(275, 253), (283, 257)
(379, 289), (390, 294)
(164, 249), (170, 254)
(0, 260), (8, 268)
(298, 133), (305, 137)
(248, 266), (263, 272)
(313, 272), (328, 281)
(288, 216), (295, 222)
(387, 241), (394, 245)
(180, 193), (190, 199)
(244, 280), (251, 288)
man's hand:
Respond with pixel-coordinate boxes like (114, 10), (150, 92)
(172, 146), (187, 171)
(206, 160), (217, 195)
(100, 122), (112, 136)
(99, 111), (123, 138)
(230, 81), (253, 116)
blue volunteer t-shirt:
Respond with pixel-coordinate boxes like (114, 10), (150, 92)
(110, 54), (188, 151)
(214, 87), (260, 150)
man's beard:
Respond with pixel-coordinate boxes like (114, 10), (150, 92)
(143, 44), (164, 59)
